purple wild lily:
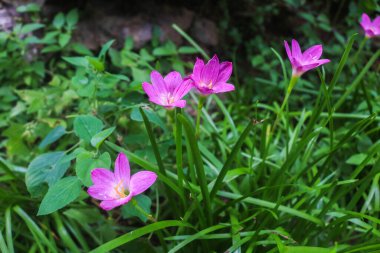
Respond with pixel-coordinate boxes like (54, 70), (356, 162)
(142, 70), (193, 109)
(190, 55), (235, 96)
(284, 39), (330, 77)
(87, 153), (157, 211)
(360, 13), (380, 38)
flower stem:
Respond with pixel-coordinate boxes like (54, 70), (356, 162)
(132, 199), (156, 223)
(352, 37), (368, 67)
(272, 76), (299, 134)
(195, 96), (206, 138)
(175, 108), (185, 199)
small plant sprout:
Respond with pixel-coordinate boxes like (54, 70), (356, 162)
(87, 153), (157, 211)
(142, 70), (193, 109)
(360, 13), (380, 38)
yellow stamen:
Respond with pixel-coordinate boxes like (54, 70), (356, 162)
(114, 181), (126, 198)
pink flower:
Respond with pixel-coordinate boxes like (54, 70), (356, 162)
(190, 55), (235, 95)
(87, 153), (157, 211)
(360, 13), (380, 38)
(142, 71), (193, 109)
(284, 39), (330, 77)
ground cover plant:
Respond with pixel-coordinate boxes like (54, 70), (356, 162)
(1, 1), (380, 252)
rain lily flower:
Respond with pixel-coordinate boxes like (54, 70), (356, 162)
(190, 55), (235, 95)
(284, 39), (330, 77)
(142, 70), (193, 109)
(87, 153), (157, 211)
(360, 13), (380, 38)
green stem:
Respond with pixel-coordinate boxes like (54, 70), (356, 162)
(195, 96), (206, 138)
(272, 76), (299, 134)
(175, 108), (185, 198)
(352, 37), (368, 67)
(132, 199), (156, 223)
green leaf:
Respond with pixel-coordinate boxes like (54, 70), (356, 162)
(75, 152), (111, 186)
(16, 3), (41, 13)
(26, 152), (70, 197)
(71, 43), (93, 56)
(20, 24), (45, 34)
(284, 246), (335, 253)
(58, 33), (71, 48)
(91, 127), (115, 148)
(38, 176), (82, 215)
(346, 153), (375, 165)
(178, 46), (198, 54)
(130, 108), (167, 132)
(89, 220), (191, 253)
(53, 13), (65, 29)
(66, 9), (79, 27)
(121, 195), (152, 222)
(86, 57), (105, 72)
(62, 56), (88, 67)
(73, 115), (104, 143)
(39, 126), (66, 149)
(98, 40), (115, 61)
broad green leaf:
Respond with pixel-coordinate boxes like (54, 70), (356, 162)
(75, 152), (111, 186)
(38, 176), (82, 215)
(63, 56), (88, 67)
(16, 3), (41, 13)
(39, 126), (66, 149)
(66, 9), (79, 27)
(86, 57), (104, 72)
(26, 152), (70, 197)
(91, 127), (115, 148)
(53, 13), (65, 29)
(58, 33), (71, 48)
(73, 115), (104, 143)
(20, 23), (45, 34)
(178, 46), (198, 54)
(130, 108), (167, 131)
(346, 153), (375, 165)
(121, 195), (152, 222)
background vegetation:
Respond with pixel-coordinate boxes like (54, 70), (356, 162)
(0, 0), (380, 252)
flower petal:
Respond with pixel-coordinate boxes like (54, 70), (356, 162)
(212, 83), (235, 93)
(99, 195), (132, 211)
(151, 71), (167, 94)
(129, 171), (157, 196)
(373, 16), (380, 27)
(142, 82), (158, 99)
(316, 59), (331, 66)
(173, 79), (193, 100)
(191, 58), (204, 83)
(298, 62), (320, 74)
(200, 55), (219, 85)
(216, 61), (233, 83)
(291, 39), (302, 60)
(87, 184), (118, 200)
(164, 71), (182, 92)
(361, 13), (371, 28)
(114, 153), (130, 189)
(284, 40), (293, 62)
(303, 45), (323, 61)
(173, 100), (186, 108)
(91, 168), (115, 185)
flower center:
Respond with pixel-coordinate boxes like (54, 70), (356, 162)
(200, 81), (213, 89)
(167, 94), (175, 105)
(114, 181), (129, 198)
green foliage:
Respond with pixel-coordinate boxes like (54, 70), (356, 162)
(1, 1), (380, 253)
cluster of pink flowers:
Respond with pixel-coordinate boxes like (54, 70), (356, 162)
(142, 55), (235, 109)
(87, 12), (379, 212)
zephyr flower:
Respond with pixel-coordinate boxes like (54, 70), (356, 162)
(284, 39), (330, 77)
(360, 13), (380, 38)
(142, 71), (193, 109)
(87, 153), (157, 211)
(190, 55), (235, 95)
